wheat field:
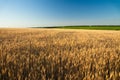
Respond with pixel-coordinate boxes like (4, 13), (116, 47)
(0, 28), (120, 80)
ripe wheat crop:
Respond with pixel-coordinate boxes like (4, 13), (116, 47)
(0, 28), (120, 80)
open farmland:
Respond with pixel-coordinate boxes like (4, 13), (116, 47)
(55, 26), (120, 30)
(0, 28), (120, 80)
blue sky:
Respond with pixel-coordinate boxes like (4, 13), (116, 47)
(0, 0), (120, 27)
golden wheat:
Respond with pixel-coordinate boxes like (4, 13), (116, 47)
(0, 28), (120, 80)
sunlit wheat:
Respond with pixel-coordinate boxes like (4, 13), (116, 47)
(0, 29), (120, 80)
